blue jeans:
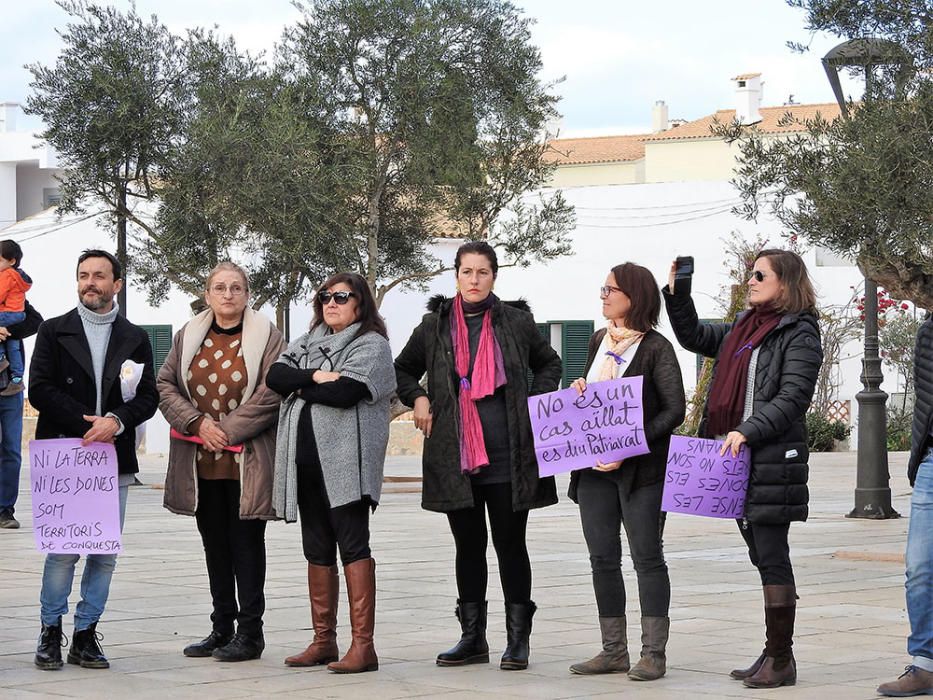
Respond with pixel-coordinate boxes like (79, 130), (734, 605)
(39, 485), (128, 630)
(0, 311), (25, 378)
(907, 448), (933, 671)
(0, 391), (23, 513)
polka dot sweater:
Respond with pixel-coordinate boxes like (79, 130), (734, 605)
(186, 322), (247, 480)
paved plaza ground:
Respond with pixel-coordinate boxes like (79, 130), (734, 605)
(0, 450), (918, 699)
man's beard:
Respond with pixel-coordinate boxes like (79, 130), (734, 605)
(80, 288), (113, 311)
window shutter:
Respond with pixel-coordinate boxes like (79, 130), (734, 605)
(560, 320), (594, 388)
(139, 324), (173, 373)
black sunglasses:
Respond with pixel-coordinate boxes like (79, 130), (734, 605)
(751, 270), (767, 282)
(318, 290), (356, 305)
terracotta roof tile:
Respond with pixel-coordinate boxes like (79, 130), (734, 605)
(642, 103), (843, 142)
(544, 134), (648, 165)
(732, 72), (762, 80)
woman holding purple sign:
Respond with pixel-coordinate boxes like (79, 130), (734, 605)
(663, 249), (822, 689)
(567, 262), (686, 681)
(394, 241), (562, 671)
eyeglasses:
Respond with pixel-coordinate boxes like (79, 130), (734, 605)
(210, 284), (246, 296)
(318, 290), (356, 305)
(750, 270), (769, 282)
(600, 285), (623, 298)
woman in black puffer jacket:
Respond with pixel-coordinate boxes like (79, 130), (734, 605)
(663, 249), (822, 690)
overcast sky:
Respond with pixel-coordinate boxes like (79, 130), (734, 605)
(0, 0), (856, 136)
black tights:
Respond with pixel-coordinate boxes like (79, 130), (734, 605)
(446, 481), (531, 604)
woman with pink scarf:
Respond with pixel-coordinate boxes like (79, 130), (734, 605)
(567, 263), (685, 682)
(394, 241), (562, 671)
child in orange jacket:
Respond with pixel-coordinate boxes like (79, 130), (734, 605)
(0, 240), (32, 395)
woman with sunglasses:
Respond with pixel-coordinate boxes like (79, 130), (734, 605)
(394, 241), (562, 671)
(663, 249), (822, 689)
(567, 263), (685, 681)
(159, 262), (286, 662)
(266, 272), (395, 674)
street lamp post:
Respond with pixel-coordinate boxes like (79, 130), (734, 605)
(822, 39), (900, 519)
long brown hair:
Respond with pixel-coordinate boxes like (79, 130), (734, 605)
(311, 272), (388, 340)
(755, 248), (817, 314)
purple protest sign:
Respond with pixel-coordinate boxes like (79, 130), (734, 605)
(528, 376), (649, 477)
(661, 435), (750, 519)
(30, 439), (122, 555)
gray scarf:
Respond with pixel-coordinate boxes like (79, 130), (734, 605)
(272, 322), (396, 521)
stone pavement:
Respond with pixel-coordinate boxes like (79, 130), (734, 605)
(0, 450), (917, 699)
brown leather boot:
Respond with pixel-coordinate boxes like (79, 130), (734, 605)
(285, 564), (339, 667)
(569, 615), (629, 675)
(730, 652), (765, 680)
(328, 558), (378, 673)
(628, 616), (669, 681)
(743, 585), (797, 688)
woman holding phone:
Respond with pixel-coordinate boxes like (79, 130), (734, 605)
(663, 249), (822, 689)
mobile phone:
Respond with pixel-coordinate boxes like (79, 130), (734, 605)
(674, 256), (693, 294)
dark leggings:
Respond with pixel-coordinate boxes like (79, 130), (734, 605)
(738, 520), (795, 586)
(297, 458), (371, 566)
(446, 481), (531, 604)
(577, 472), (670, 617)
(195, 479), (267, 637)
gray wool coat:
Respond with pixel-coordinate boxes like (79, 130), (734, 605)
(273, 323), (396, 521)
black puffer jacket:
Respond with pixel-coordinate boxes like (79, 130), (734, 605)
(664, 287), (823, 524)
(394, 295), (562, 513)
(908, 315), (933, 486)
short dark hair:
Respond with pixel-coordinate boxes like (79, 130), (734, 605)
(76, 249), (122, 281)
(454, 241), (498, 277)
(755, 248), (817, 314)
(609, 262), (661, 332)
(0, 240), (23, 267)
(312, 272), (388, 340)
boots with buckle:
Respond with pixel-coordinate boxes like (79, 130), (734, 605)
(436, 600), (489, 666)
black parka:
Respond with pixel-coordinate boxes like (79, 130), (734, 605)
(663, 287), (823, 524)
(394, 295), (562, 513)
(908, 315), (933, 486)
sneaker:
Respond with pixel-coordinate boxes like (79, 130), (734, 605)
(0, 509), (19, 529)
(0, 378), (24, 397)
(877, 665), (933, 697)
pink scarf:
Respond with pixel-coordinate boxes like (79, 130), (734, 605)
(451, 294), (507, 473)
(598, 323), (645, 381)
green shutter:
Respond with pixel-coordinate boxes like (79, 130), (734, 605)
(559, 320), (594, 388)
(139, 324), (173, 373)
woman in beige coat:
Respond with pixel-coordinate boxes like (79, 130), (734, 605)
(158, 262), (285, 663)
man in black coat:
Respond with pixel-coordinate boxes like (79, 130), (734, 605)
(878, 314), (933, 697)
(28, 250), (158, 672)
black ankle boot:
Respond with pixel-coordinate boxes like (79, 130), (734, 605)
(184, 630), (233, 658)
(500, 601), (536, 671)
(212, 632), (265, 662)
(437, 600), (489, 666)
(67, 623), (109, 669)
(35, 619), (65, 670)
